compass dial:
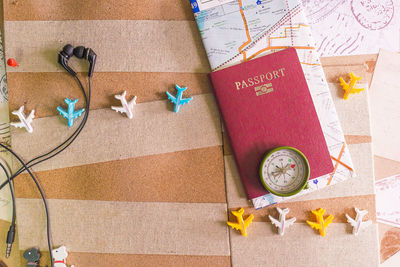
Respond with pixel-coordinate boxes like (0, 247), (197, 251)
(259, 146), (310, 197)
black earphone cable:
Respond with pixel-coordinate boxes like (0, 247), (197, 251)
(12, 75), (88, 174)
(0, 160), (16, 258)
(0, 75), (90, 191)
(0, 143), (54, 267)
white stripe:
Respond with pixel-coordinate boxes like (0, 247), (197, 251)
(4, 20), (210, 73)
(16, 198), (230, 256)
(230, 222), (379, 266)
(11, 94), (222, 172)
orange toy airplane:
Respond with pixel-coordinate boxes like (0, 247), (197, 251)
(306, 208), (334, 237)
(227, 208), (254, 237)
(339, 72), (365, 100)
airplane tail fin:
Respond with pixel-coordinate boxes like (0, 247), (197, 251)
(312, 208), (325, 216)
(281, 208), (289, 215)
(175, 85), (187, 93)
(65, 98), (78, 105)
(12, 105), (24, 115)
(115, 91), (127, 100)
(349, 72), (361, 81)
(231, 208), (244, 218)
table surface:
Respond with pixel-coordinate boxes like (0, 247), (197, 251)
(0, 1), (399, 266)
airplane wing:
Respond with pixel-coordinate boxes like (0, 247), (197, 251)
(352, 88), (365, 93)
(111, 106), (125, 113)
(166, 92), (177, 104)
(72, 109), (85, 119)
(339, 77), (349, 90)
(10, 122), (24, 128)
(323, 215), (334, 228)
(26, 111), (35, 124)
(128, 96), (137, 108)
(286, 217), (296, 227)
(180, 97), (193, 105)
(227, 221), (241, 231)
(57, 107), (69, 119)
(244, 214), (254, 228)
(345, 214), (356, 227)
(268, 215), (281, 228)
(306, 220), (321, 230)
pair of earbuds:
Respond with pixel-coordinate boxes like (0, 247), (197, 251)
(58, 44), (97, 77)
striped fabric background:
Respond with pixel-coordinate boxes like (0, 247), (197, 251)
(1, 0), (381, 266)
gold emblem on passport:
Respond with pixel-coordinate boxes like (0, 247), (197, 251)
(255, 83), (273, 96)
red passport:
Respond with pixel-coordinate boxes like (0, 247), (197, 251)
(209, 48), (333, 199)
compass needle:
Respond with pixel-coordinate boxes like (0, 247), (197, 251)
(260, 147), (310, 197)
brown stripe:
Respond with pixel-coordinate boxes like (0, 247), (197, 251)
(7, 72), (211, 120)
(15, 146), (226, 203)
(374, 155), (400, 181)
(0, 219), (20, 267)
(4, 0), (195, 21)
(20, 251), (230, 267)
(321, 54), (377, 85)
(228, 194), (376, 223)
(223, 132), (233, 156)
(344, 135), (372, 145)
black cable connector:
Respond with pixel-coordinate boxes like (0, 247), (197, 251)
(5, 224), (15, 258)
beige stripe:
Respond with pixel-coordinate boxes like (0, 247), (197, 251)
(374, 155), (400, 181)
(230, 223), (379, 267)
(16, 199), (230, 256)
(4, 20), (210, 73)
(0, 219), (21, 267)
(11, 94), (221, 172)
(8, 72), (212, 119)
(330, 83), (371, 136)
(229, 194), (376, 223)
(15, 146), (226, 203)
(4, 0), (194, 21)
(225, 143), (375, 207)
(345, 135), (372, 144)
(20, 251), (230, 267)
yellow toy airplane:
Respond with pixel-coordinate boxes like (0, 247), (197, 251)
(227, 208), (254, 237)
(306, 208), (334, 237)
(339, 72), (365, 100)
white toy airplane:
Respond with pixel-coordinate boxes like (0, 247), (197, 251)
(10, 105), (35, 133)
(345, 207), (372, 235)
(269, 207), (296, 236)
(111, 91), (137, 119)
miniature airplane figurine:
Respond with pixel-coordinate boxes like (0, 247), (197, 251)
(339, 72), (365, 100)
(111, 91), (137, 119)
(227, 208), (254, 236)
(345, 207), (372, 235)
(166, 85), (193, 113)
(10, 106), (35, 133)
(269, 207), (296, 236)
(57, 98), (85, 127)
(306, 208), (334, 237)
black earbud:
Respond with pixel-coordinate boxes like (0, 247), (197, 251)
(58, 44), (76, 77)
(58, 44), (97, 77)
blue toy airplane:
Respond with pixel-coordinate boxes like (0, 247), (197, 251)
(57, 98), (85, 127)
(166, 85), (193, 113)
